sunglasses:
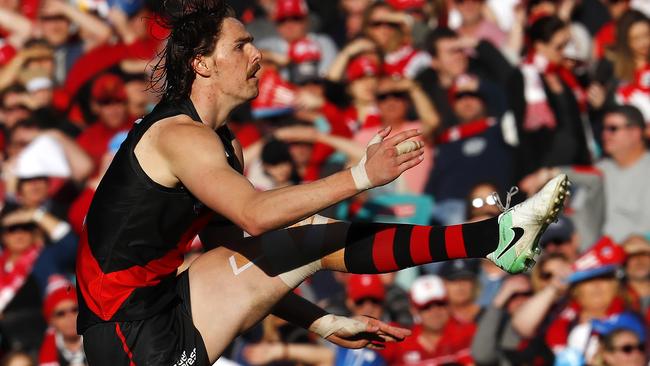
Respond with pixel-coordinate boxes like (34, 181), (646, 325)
(2, 104), (29, 113)
(543, 238), (571, 248)
(3, 223), (36, 233)
(277, 15), (306, 24)
(416, 300), (448, 311)
(40, 15), (68, 22)
(603, 124), (633, 133)
(611, 343), (645, 354)
(377, 91), (409, 101)
(369, 21), (402, 30)
(96, 99), (125, 106)
(354, 297), (383, 306)
(539, 271), (555, 281)
(455, 91), (482, 100)
(52, 306), (78, 319)
(510, 290), (533, 299)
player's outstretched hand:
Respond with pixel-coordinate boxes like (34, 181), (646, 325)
(363, 127), (424, 188)
(325, 315), (411, 350)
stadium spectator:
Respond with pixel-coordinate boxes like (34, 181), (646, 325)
(380, 275), (475, 365)
(438, 259), (482, 324)
(538, 215), (581, 262)
(0, 352), (34, 366)
(454, 0), (507, 49)
(593, 0), (632, 60)
(362, 2), (431, 79)
(591, 313), (648, 366)
(596, 105), (650, 242)
(76, 73), (133, 170)
(0, 85), (32, 130)
(38, 275), (86, 366)
(509, 15), (592, 180)
(425, 75), (516, 224)
(621, 236), (650, 314)
(471, 274), (535, 366)
(256, 0), (338, 84)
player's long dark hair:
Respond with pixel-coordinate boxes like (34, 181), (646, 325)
(150, 0), (234, 103)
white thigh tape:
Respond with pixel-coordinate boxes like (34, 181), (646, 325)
(310, 314), (367, 339)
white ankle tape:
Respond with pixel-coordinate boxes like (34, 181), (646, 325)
(310, 314), (367, 339)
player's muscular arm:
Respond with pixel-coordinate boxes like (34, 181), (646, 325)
(162, 124), (423, 236)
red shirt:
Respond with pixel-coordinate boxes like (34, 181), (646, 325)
(380, 319), (476, 365)
(77, 120), (133, 169)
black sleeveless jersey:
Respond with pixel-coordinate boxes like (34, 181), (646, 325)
(76, 98), (241, 333)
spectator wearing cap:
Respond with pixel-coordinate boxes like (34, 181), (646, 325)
(591, 312), (647, 366)
(509, 15), (592, 181)
(438, 259), (482, 324)
(0, 206), (77, 355)
(471, 274), (539, 366)
(538, 215), (581, 262)
(425, 74), (516, 225)
(380, 275), (475, 365)
(621, 236), (650, 314)
(453, 0), (507, 49)
(76, 73), (134, 171)
(543, 238), (630, 357)
(39, 275), (86, 366)
(417, 27), (511, 129)
(256, 0), (338, 84)
(362, 2), (431, 80)
(243, 274), (388, 366)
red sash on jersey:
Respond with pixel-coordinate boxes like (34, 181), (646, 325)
(0, 246), (40, 312)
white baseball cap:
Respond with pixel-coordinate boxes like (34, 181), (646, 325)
(410, 275), (447, 307)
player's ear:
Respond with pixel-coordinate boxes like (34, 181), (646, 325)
(193, 55), (211, 77)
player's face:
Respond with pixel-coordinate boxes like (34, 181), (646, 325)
(210, 18), (262, 103)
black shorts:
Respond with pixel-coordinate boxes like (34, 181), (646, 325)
(82, 271), (210, 366)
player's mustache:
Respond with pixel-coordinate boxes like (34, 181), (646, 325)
(247, 63), (261, 78)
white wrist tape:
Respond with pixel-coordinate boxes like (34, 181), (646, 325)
(351, 133), (384, 191)
(310, 314), (367, 339)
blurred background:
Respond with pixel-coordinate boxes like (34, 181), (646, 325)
(0, 0), (648, 365)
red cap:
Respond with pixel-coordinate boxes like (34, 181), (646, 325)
(347, 274), (385, 301)
(274, 0), (308, 21)
(387, 0), (425, 11)
(43, 275), (77, 322)
(288, 38), (322, 63)
(0, 39), (16, 66)
(346, 56), (380, 82)
(567, 236), (626, 284)
(92, 73), (127, 102)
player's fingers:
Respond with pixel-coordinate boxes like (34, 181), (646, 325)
(395, 140), (424, 155)
(384, 129), (421, 146)
(398, 154), (425, 173)
(395, 146), (424, 165)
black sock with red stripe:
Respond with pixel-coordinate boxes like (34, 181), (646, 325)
(343, 217), (499, 273)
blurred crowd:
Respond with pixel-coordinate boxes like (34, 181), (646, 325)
(0, 0), (648, 365)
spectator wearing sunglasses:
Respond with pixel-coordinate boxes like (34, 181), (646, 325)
(39, 275), (86, 366)
(592, 312), (647, 366)
(0, 206), (77, 356)
(380, 275), (476, 365)
(76, 73), (133, 172)
(358, 77), (437, 193)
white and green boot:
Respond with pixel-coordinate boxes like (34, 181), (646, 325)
(487, 174), (570, 274)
